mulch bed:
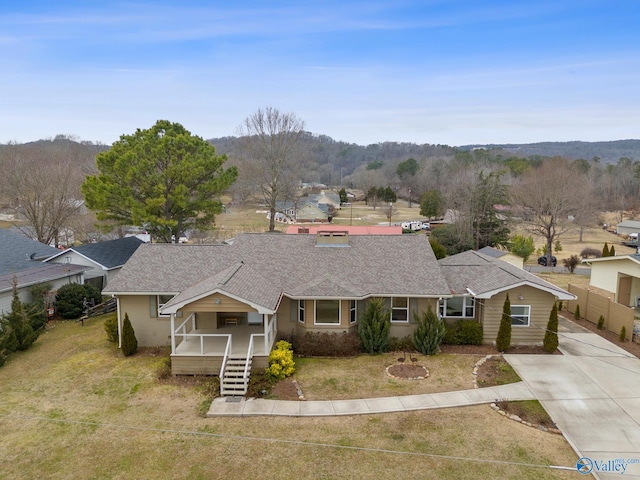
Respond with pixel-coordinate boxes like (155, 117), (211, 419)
(440, 344), (558, 355)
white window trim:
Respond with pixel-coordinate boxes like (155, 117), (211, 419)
(157, 295), (173, 317)
(314, 299), (341, 325)
(439, 296), (475, 319)
(349, 300), (357, 325)
(390, 297), (409, 323)
(510, 305), (531, 326)
(298, 300), (305, 324)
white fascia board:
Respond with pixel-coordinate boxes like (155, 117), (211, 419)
(475, 281), (576, 301)
(160, 288), (275, 315)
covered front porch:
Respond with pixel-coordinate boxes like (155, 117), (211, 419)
(168, 311), (277, 376)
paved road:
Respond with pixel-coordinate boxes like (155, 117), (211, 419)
(525, 265), (591, 275)
(505, 318), (640, 479)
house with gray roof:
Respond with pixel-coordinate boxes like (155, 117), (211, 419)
(477, 246), (524, 269)
(45, 236), (145, 290)
(104, 233), (574, 394)
(438, 250), (574, 345)
(0, 228), (87, 314)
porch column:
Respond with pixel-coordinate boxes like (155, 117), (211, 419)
(263, 314), (269, 353)
(170, 313), (176, 354)
(116, 297), (122, 349)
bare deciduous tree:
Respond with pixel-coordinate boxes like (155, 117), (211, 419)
(236, 107), (306, 232)
(512, 158), (584, 264)
(0, 143), (89, 246)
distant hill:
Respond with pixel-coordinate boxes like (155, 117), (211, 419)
(459, 140), (640, 164)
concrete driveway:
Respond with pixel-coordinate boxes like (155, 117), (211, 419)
(505, 318), (640, 479)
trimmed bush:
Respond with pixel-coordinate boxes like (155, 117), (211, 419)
(358, 298), (391, 354)
(442, 320), (483, 345)
(620, 326), (627, 342)
(266, 340), (295, 381)
(412, 305), (446, 355)
(580, 247), (601, 259)
(288, 331), (361, 357)
(574, 304), (581, 320)
(389, 335), (414, 352)
(597, 315), (605, 330)
(55, 283), (103, 319)
(104, 314), (118, 343)
(496, 294), (512, 352)
(543, 303), (559, 353)
(602, 243), (610, 257)
(121, 313), (138, 356)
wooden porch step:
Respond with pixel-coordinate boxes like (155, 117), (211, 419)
(220, 357), (252, 396)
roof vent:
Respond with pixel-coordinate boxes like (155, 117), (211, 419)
(298, 227), (310, 234)
(316, 231), (350, 247)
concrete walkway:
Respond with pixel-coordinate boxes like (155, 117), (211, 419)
(206, 381), (534, 417)
(505, 318), (640, 479)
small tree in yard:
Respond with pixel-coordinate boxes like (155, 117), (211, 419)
(121, 313), (138, 356)
(496, 294), (512, 352)
(413, 305), (446, 355)
(610, 245), (616, 256)
(574, 304), (581, 320)
(602, 243), (610, 257)
(543, 303), (559, 353)
(5, 280), (38, 351)
(104, 314), (118, 343)
(620, 326), (627, 342)
(358, 298), (390, 354)
(562, 254), (580, 273)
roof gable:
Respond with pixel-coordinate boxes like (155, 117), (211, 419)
(47, 236), (145, 269)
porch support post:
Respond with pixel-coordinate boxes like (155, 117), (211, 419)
(170, 313), (176, 354)
(263, 314), (269, 353)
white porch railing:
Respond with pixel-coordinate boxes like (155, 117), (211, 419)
(219, 336), (233, 390)
(242, 314), (278, 380)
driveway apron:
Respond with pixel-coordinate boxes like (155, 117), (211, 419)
(505, 318), (640, 479)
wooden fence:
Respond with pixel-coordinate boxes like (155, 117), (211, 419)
(566, 284), (634, 340)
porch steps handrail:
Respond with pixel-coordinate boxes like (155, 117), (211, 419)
(243, 334), (261, 380)
(219, 336), (233, 393)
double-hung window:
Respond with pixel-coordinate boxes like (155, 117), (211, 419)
(349, 300), (357, 324)
(157, 295), (173, 317)
(391, 297), (409, 322)
(298, 300), (305, 324)
(510, 305), (530, 326)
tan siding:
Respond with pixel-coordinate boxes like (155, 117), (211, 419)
(482, 287), (556, 345)
(186, 293), (257, 313)
(567, 284), (634, 340)
(119, 295), (171, 346)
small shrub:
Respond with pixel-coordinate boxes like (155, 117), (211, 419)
(293, 332), (361, 357)
(610, 245), (616, 256)
(104, 314), (118, 343)
(55, 283), (102, 319)
(358, 298), (391, 354)
(557, 301), (563, 311)
(389, 335), (414, 352)
(442, 320), (483, 345)
(554, 240), (562, 252)
(121, 313), (138, 356)
(580, 248), (601, 259)
(543, 303), (559, 353)
(602, 243), (610, 257)
(496, 294), (512, 352)
(597, 315), (605, 330)
(574, 304), (581, 320)
(412, 305), (446, 355)
(620, 326), (627, 342)
(442, 323), (458, 345)
(429, 239), (447, 259)
(265, 340), (295, 381)
(562, 255), (580, 273)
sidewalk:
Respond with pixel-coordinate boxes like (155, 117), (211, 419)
(206, 381), (534, 417)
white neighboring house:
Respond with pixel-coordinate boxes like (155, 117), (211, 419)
(45, 236), (146, 291)
(0, 228), (87, 315)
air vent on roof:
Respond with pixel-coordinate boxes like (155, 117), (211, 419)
(316, 231), (350, 247)
(298, 227), (309, 234)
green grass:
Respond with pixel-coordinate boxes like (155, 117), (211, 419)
(0, 315), (578, 479)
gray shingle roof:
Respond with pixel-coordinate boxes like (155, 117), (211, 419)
(47, 236), (145, 269)
(477, 246), (508, 259)
(438, 250), (574, 299)
(0, 263), (88, 294)
(0, 228), (60, 275)
(105, 233), (451, 311)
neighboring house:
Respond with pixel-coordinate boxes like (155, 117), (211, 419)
(477, 246), (524, 269)
(616, 220), (640, 236)
(44, 236), (145, 291)
(274, 199), (330, 223)
(104, 232), (574, 393)
(438, 250), (574, 345)
(0, 228), (87, 314)
(583, 254), (640, 307)
(286, 225), (402, 235)
(308, 191), (341, 210)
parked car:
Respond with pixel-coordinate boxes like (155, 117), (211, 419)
(538, 255), (557, 267)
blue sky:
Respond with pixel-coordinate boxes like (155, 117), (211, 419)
(1, 1), (639, 146)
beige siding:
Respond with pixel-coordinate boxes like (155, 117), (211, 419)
(590, 258), (640, 296)
(119, 295), (171, 346)
(567, 284), (634, 340)
(482, 287), (556, 345)
(186, 293), (258, 313)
